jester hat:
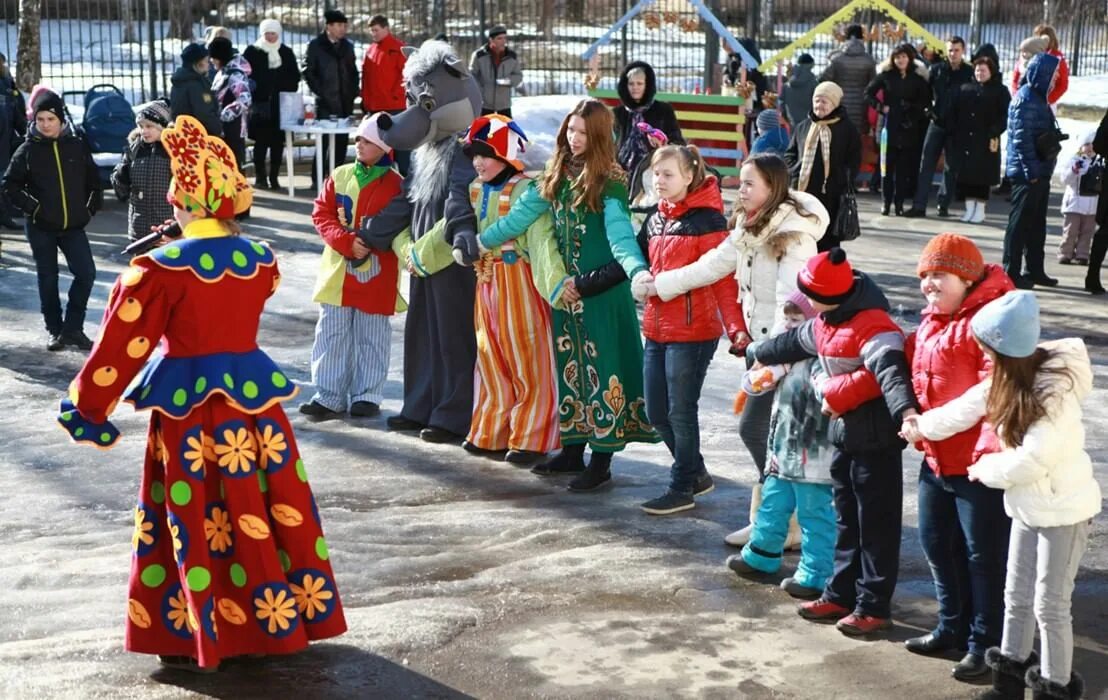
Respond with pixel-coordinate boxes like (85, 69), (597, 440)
(462, 114), (528, 171)
(160, 115), (252, 219)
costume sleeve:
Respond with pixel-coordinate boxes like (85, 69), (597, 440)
(311, 176), (358, 258)
(522, 211), (572, 308)
(479, 179), (550, 248)
(58, 263), (172, 447)
(654, 230), (738, 302)
(701, 230), (746, 340)
(443, 145), (478, 242)
(602, 186), (649, 279)
(916, 380), (989, 442)
(408, 217), (457, 277)
(362, 185), (414, 250)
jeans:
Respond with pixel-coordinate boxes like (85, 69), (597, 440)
(741, 476), (836, 590)
(1003, 178), (1052, 280)
(917, 463), (1011, 656)
(25, 222), (97, 335)
(824, 447), (904, 618)
(1000, 518), (1091, 684)
(913, 123), (957, 211)
(643, 337), (717, 495)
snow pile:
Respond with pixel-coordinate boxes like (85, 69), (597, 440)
(1058, 74), (1108, 110)
(509, 95), (584, 172)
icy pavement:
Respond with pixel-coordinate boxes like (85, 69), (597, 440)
(0, 181), (1106, 699)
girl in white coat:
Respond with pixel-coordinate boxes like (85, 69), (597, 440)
(638, 154), (829, 545)
(902, 291), (1100, 700)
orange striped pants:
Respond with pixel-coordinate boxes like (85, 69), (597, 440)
(467, 259), (560, 453)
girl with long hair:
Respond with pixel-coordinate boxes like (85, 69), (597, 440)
(478, 99), (657, 492)
(902, 291), (1100, 699)
(639, 154), (827, 544)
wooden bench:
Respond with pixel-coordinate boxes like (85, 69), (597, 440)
(588, 89), (748, 177)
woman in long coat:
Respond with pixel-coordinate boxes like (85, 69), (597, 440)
(865, 43), (932, 215)
(948, 56), (1010, 223)
(243, 19), (301, 189)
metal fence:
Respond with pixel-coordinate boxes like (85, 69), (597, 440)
(2, 0), (1107, 108)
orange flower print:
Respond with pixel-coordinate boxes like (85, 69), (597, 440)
(203, 506), (233, 554)
(150, 429), (168, 465)
(215, 427), (256, 475)
(132, 506), (154, 551)
(254, 587), (298, 635)
(183, 431), (215, 477)
(167, 589), (197, 633)
(290, 573), (334, 620)
(255, 424), (288, 471)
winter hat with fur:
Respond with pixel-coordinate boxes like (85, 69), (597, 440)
(917, 233), (985, 282)
(971, 290), (1040, 358)
(797, 247), (855, 305)
(812, 81), (843, 110)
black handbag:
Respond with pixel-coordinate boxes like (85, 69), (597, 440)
(1079, 157), (1104, 196)
(831, 182), (861, 242)
(1035, 118), (1068, 161)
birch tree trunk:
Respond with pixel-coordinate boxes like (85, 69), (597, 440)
(15, 0), (42, 91)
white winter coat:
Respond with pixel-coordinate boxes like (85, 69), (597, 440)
(653, 190), (827, 340)
(1060, 152), (1099, 216)
(916, 338), (1102, 528)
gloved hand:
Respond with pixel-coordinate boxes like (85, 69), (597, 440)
(630, 270), (655, 302)
(451, 228), (480, 266)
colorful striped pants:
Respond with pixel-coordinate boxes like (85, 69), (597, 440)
(309, 303), (391, 411)
(467, 260), (560, 453)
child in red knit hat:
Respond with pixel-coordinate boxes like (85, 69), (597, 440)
(751, 247), (919, 636)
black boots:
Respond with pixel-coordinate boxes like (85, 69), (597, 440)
(1086, 229), (1107, 295)
(531, 443), (586, 475)
(976, 648), (1036, 699)
(567, 451), (612, 492)
(1026, 666), (1085, 699)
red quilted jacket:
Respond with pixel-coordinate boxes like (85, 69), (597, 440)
(641, 177), (746, 343)
(905, 264), (1012, 476)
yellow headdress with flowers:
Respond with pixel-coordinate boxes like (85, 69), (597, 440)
(160, 115), (252, 218)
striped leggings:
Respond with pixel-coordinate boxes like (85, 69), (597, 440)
(309, 303), (391, 411)
(467, 260), (560, 453)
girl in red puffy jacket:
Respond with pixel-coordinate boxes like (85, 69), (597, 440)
(633, 145), (747, 515)
(902, 233), (1013, 679)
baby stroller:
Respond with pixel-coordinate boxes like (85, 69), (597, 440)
(63, 84), (135, 190)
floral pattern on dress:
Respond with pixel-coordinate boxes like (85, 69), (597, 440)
(132, 503), (158, 556)
(201, 596), (218, 642)
(162, 583), (198, 640)
(288, 569), (337, 624)
(255, 418), (290, 473)
(203, 501), (234, 558)
(213, 420), (257, 477)
(180, 426), (216, 480)
(167, 512), (189, 566)
(253, 582), (300, 638)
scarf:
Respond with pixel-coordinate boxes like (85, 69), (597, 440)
(354, 160), (391, 188)
(254, 37), (282, 69)
(797, 114), (840, 193)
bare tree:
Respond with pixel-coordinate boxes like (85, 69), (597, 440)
(121, 0), (137, 43)
(169, 0), (196, 41)
(15, 0), (42, 91)
(538, 0), (556, 39)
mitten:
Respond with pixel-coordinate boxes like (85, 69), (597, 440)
(451, 228), (480, 266)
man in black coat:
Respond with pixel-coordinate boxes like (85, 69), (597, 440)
(170, 43), (222, 138)
(304, 9), (359, 179)
(906, 36), (974, 218)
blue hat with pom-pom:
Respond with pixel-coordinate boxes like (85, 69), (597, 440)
(970, 290), (1041, 357)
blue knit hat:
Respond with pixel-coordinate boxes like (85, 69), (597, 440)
(970, 291), (1041, 358)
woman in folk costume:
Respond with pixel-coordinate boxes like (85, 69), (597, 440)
(477, 99), (658, 492)
(56, 116), (346, 672)
(406, 114), (565, 464)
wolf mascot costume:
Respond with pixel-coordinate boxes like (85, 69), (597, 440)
(363, 41), (482, 441)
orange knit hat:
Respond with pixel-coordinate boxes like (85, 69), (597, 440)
(917, 233), (985, 282)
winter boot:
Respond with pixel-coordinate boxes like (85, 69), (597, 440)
(1086, 229), (1108, 294)
(567, 451), (612, 492)
(1026, 666), (1085, 700)
(531, 443), (586, 476)
(960, 200), (976, 222)
(975, 648), (1037, 700)
(724, 482), (762, 547)
(970, 200), (987, 223)
(783, 511), (802, 551)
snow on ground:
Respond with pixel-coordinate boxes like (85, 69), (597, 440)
(1059, 74), (1108, 110)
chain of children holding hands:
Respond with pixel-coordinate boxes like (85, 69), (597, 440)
(29, 69), (1099, 696)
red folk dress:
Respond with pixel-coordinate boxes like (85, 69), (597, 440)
(57, 219), (346, 668)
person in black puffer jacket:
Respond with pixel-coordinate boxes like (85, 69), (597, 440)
(170, 43), (222, 137)
(865, 44), (932, 215)
(112, 99), (173, 245)
(613, 61), (684, 179)
(1, 89), (101, 351)
(1003, 52), (1062, 289)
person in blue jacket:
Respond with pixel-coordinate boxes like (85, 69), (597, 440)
(1002, 52), (1061, 290)
(750, 109), (790, 157)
